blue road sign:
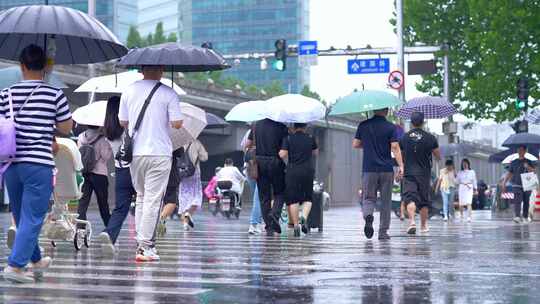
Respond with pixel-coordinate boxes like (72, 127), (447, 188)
(347, 58), (390, 74)
(298, 40), (318, 56)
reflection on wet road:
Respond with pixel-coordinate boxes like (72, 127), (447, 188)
(0, 207), (538, 303)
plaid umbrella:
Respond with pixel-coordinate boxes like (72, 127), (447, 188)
(526, 109), (540, 124)
(396, 96), (457, 119)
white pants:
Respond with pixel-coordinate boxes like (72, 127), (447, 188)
(130, 156), (171, 248)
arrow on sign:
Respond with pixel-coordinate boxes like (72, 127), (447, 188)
(351, 62), (360, 72)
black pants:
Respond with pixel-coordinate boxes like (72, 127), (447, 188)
(512, 187), (530, 218)
(256, 157), (286, 230)
(78, 173), (110, 228)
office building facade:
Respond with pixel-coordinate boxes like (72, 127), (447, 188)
(178, 0), (310, 92)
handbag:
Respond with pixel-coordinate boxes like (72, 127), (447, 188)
(116, 82), (161, 164)
(246, 128), (258, 180)
(521, 171), (538, 192)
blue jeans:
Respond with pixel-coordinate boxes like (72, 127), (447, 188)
(103, 167), (135, 244)
(5, 163), (53, 268)
(441, 188), (455, 218)
(248, 178), (262, 225)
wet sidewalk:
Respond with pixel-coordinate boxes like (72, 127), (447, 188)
(0, 207), (538, 303)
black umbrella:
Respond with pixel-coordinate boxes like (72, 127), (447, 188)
(0, 5), (127, 64)
(502, 133), (540, 149)
(440, 143), (476, 158)
(205, 113), (229, 129)
(488, 147), (540, 163)
(117, 42), (230, 72)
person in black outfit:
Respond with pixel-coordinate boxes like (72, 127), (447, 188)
(279, 123), (319, 237)
(247, 118), (288, 236)
(502, 146), (536, 223)
(399, 112), (440, 235)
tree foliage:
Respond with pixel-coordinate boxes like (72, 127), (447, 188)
(398, 0), (540, 122)
(126, 22), (178, 49)
(126, 25), (143, 49)
(153, 22), (166, 45)
(301, 85), (325, 104)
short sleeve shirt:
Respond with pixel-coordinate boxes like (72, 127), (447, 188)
(508, 158), (535, 186)
(0, 80), (71, 166)
(281, 132), (318, 166)
(399, 128), (439, 176)
(355, 116), (398, 172)
(119, 80), (182, 157)
(248, 119), (288, 157)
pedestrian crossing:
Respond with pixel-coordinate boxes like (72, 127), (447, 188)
(0, 209), (538, 303)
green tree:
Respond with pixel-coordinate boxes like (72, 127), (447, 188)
(300, 85), (324, 103)
(397, 0), (540, 122)
(153, 22), (167, 45)
(126, 25), (143, 48)
(145, 33), (154, 47)
(263, 80), (285, 97)
(167, 32), (178, 43)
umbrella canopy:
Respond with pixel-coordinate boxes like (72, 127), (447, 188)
(0, 5), (127, 64)
(439, 143), (476, 158)
(502, 153), (538, 165)
(0, 66), (67, 89)
(264, 94), (326, 123)
(488, 147), (540, 163)
(225, 100), (268, 122)
(75, 71), (186, 95)
(72, 100), (108, 127)
(205, 113), (228, 129)
(117, 43), (230, 72)
(329, 90), (401, 116)
(170, 103), (207, 149)
(396, 96), (457, 119)
(502, 132), (540, 149)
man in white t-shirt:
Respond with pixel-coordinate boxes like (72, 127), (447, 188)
(119, 65), (182, 262)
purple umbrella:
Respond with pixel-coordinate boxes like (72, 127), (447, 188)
(396, 96), (457, 119)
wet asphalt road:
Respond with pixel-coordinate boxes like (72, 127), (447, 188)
(0, 207), (538, 303)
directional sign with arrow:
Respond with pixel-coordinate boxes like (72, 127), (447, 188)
(347, 58), (390, 74)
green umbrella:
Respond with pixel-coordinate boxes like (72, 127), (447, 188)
(329, 90), (402, 116)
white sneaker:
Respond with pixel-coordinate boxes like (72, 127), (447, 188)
(98, 232), (116, 255)
(443, 216), (448, 222)
(467, 217), (472, 223)
(30, 256), (52, 279)
(135, 247), (160, 262)
(3, 266), (34, 284)
(248, 225), (257, 235)
(7, 226), (16, 250)
(183, 222), (190, 231)
(256, 224), (264, 234)
(513, 217), (522, 223)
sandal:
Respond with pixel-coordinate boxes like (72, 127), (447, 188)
(407, 223), (416, 235)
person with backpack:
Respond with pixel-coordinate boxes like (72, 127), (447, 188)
(77, 124), (113, 229)
(0, 45), (73, 283)
(178, 139), (208, 230)
(156, 146), (184, 237)
(118, 65), (182, 262)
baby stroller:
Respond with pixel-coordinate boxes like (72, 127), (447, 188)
(41, 138), (92, 250)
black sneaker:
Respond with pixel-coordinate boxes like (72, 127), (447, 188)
(378, 232), (391, 240)
(186, 214), (194, 229)
(364, 215), (374, 239)
(270, 215), (282, 234)
(300, 217), (308, 234)
(266, 226), (275, 237)
(294, 226), (301, 237)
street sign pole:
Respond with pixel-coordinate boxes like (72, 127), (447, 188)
(396, 0), (405, 103)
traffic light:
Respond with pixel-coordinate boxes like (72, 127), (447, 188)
(273, 39), (287, 71)
(516, 77), (529, 109)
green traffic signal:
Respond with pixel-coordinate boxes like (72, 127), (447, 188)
(273, 60), (285, 71)
(515, 99), (526, 110)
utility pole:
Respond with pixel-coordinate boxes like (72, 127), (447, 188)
(88, 0), (96, 103)
(396, 0), (405, 103)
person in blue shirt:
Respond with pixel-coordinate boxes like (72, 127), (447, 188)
(353, 108), (404, 241)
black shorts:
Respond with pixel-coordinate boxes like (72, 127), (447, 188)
(163, 186), (179, 205)
(285, 164), (314, 205)
(402, 175), (431, 209)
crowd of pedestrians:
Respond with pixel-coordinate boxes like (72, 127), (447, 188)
(0, 44), (536, 284)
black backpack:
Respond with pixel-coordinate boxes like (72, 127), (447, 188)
(177, 143), (197, 179)
(80, 133), (103, 174)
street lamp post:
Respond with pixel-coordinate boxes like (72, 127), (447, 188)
(396, 0), (405, 103)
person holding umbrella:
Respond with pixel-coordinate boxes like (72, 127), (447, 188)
(0, 45), (73, 283)
(118, 65), (183, 262)
(399, 112), (440, 234)
(501, 146), (536, 223)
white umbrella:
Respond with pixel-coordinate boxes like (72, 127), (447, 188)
(502, 153), (538, 164)
(170, 102), (207, 150)
(72, 100), (108, 127)
(75, 71), (187, 95)
(225, 100), (268, 122)
(264, 94), (326, 123)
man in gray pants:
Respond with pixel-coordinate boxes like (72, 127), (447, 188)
(353, 108), (403, 240)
